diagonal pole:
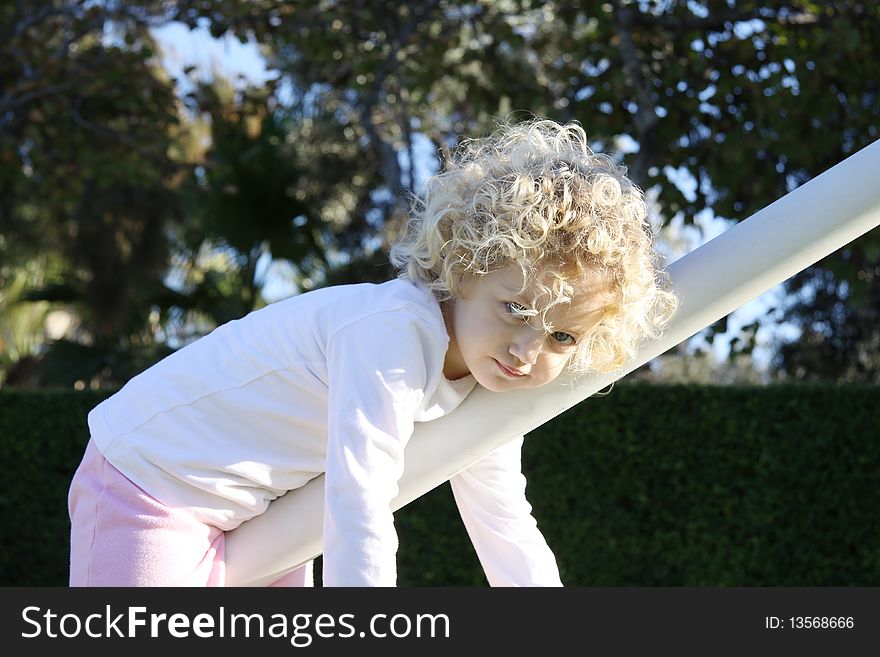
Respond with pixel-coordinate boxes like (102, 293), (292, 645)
(225, 138), (880, 586)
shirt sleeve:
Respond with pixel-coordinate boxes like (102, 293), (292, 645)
(321, 311), (433, 587)
(449, 436), (563, 586)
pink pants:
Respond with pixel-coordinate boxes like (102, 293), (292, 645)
(68, 439), (313, 587)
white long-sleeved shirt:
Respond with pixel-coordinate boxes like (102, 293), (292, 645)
(88, 278), (561, 586)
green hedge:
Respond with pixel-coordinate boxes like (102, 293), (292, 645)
(1, 383), (878, 586)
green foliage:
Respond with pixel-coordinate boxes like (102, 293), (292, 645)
(175, 83), (323, 324)
(173, 80), (389, 326)
(1, 1), (187, 386)
(0, 389), (111, 586)
(2, 383), (877, 586)
(772, 246), (880, 382)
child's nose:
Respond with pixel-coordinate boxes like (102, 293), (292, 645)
(509, 328), (543, 365)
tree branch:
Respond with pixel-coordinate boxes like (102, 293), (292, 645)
(357, 0), (441, 206)
(612, 1), (659, 186)
(0, 81), (75, 117)
(63, 99), (184, 172)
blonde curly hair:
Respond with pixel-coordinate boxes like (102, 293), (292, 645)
(389, 119), (677, 374)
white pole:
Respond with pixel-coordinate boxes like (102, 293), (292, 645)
(225, 138), (880, 586)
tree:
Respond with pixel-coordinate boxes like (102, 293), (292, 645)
(1, 0), (185, 386)
(1, 1), (397, 387)
(771, 241), (880, 382)
(169, 76), (388, 332)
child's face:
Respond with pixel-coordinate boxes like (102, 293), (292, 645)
(442, 263), (609, 391)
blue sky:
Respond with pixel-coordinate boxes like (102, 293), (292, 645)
(152, 21), (276, 90)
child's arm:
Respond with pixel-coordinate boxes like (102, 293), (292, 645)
(321, 312), (435, 586)
(449, 436), (563, 586)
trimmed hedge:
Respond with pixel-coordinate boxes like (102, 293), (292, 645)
(0, 390), (110, 587)
(1, 383), (878, 586)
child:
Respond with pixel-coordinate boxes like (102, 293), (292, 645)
(68, 119), (677, 587)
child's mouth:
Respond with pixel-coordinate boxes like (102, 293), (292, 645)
(495, 359), (526, 378)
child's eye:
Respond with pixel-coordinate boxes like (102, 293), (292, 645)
(551, 331), (576, 346)
(505, 301), (529, 317)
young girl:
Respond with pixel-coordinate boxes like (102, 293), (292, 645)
(68, 119), (676, 587)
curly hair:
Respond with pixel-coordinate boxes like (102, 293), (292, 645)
(389, 119), (677, 374)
